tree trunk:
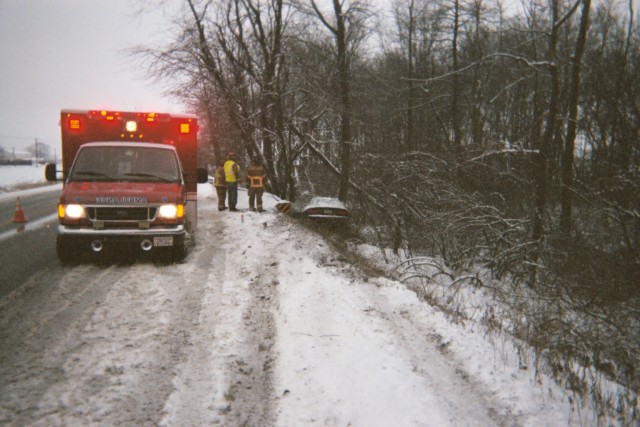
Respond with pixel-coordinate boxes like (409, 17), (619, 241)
(451, 0), (462, 156)
(407, 0), (415, 151)
(334, 0), (353, 203)
(559, 0), (591, 236)
(533, 0), (561, 245)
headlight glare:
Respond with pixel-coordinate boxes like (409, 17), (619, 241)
(65, 204), (85, 219)
(158, 204), (178, 219)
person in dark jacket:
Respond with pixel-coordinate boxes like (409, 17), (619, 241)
(246, 157), (267, 212)
(213, 160), (227, 211)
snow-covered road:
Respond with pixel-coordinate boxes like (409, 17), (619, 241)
(0, 182), (585, 426)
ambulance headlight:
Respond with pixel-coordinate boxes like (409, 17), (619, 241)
(158, 204), (184, 219)
(61, 204), (85, 219)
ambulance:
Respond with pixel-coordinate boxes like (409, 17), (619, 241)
(45, 109), (208, 262)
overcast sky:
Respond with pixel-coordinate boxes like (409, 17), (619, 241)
(3, 0), (634, 157)
(0, 0), (182, 155)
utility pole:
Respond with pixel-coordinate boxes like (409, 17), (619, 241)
(34, 138), (38, 166)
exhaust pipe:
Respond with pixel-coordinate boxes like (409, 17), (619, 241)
(91, 240), (104, 253)
(140, 239), (153, 252)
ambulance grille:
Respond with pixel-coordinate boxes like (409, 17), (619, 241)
(88, 207), (157, 222)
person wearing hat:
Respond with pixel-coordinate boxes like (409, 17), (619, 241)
(224, 150), (241, 211)
(246, 156), (267, 212)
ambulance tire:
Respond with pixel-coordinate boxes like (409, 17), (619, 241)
(56, 236), (78, 265)
(171, 241), (186, 263)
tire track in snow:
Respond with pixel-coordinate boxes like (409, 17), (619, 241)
(159, 223), (228, 426)
(322, 234), (523, 426)
(211, 212), (279, 426)
(359, 277), (519, 426)
(222, 252), (278, 426)
(277, 225), (522, 426)
(0, 264), (126, 424)
(31, 262), (194, 426)
(160, 209), (279, 426)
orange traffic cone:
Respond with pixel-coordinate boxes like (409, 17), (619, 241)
(12, 197), (28, 223)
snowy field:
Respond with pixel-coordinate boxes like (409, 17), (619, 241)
(0, 164), (51, 193)
(0, 164), (604, 426)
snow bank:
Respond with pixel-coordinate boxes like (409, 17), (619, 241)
(0, 164), (50, 192)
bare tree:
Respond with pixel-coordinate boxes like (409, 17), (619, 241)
(559, 0), (591, 236)
(183, 0), (295, 196)
(451, 0), (463, 156)
(307, 0), (371, 202)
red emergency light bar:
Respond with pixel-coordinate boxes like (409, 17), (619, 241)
(62, 110), (197, 139)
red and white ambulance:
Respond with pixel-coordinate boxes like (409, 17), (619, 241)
(46, 109), (208, 262)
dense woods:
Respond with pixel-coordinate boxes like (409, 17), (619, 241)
(143, 0), (639, 422)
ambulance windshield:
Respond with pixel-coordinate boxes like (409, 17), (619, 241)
(68, 146), (182, 184)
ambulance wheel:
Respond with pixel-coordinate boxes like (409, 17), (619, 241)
(171, 241), (186, 262)
(56, 236), (78, 265)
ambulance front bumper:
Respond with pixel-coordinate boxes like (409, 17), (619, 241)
(57, 224), (185, 236)
(56, 224), (186, 252)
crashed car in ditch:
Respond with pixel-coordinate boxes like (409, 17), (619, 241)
(302, 197), (350, 219)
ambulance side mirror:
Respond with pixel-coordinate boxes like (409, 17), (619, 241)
(45, 163), (59, 182)
(196, 168), (209, 184)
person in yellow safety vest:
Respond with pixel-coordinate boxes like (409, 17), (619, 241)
(213, 160), (227, 211)
(224, 150), (241, 211)
(246, 157), (267, 213)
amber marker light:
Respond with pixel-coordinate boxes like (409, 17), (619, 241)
(100, 110), (115, 121)
(69, 119), (81, 130)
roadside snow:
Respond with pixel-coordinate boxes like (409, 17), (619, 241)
(188, 184), (585, 426)
(0, 164), (48, 191)
(0, 166), (592, 426)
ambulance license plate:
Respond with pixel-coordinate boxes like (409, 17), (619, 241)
(153, 236), (173, 247)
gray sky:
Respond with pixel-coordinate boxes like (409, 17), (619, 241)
(0, 0), (182, 155)
(3, 0), (634, 157)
